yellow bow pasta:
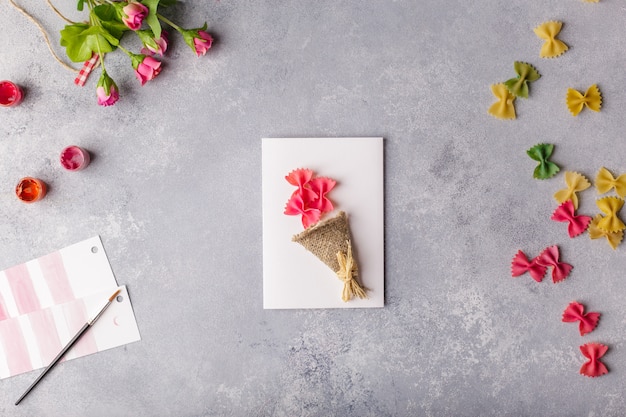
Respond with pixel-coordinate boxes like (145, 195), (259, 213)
(566, 84), (602, 116)
(553, 171), (591, 209)
(589, 214), (623, 250)
(533, 21), (568, 58)
(595, 167), (626, 197)
(596, 196), (626, 233)
(488, 83), (516, 120)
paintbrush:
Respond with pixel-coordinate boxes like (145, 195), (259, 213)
(15, 288), (122, 405)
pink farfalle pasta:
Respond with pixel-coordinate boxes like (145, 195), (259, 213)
(307, 177), (336, 212)
(551, 200), (592, 238)
(284, 168), (336, 229)
(562, 302), (600, 336)
(285, 168), (316, 201)
(579, 343), (608, 378)
(284, 192), (321, 229)
(510, 250), (547, 282)
(535, 245), (573, 283)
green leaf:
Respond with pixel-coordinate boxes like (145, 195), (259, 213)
(136, 30), (158, 50)
(60, 23), (116, 62)
(77, 0), (85, 11)
(92, 5), (128, 39)
(143, 0), (162, 39)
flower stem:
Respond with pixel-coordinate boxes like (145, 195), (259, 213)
(157, 13), (182, 32)
(116, 44), (133, 56)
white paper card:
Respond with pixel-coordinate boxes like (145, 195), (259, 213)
(262, 137), (384, 309)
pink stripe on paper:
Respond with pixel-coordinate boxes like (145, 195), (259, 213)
(0, 318), (33, 376)
(39, 251), (75, 304)
(0, 292), (8, 321)
(29, 308), (62, 365)
(62, 300), (97, 358)
(5, 264), (40, 315)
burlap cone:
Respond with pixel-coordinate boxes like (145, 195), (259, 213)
(292, 211), (367, 302)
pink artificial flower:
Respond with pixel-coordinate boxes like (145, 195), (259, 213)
(96, 85), (119, 107)
(193, 31), (213, 56)
(141, 31), (169, 57)
(284, 193), (321, 229)
(134, 56), (162, 86)
(122, 2), (149, 31)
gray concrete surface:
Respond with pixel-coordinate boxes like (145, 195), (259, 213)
(1, 0), (625, 416)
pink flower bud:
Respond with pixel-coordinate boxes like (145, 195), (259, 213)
(122, 2), (149, 31)
(134, 56), (162, 86)
(141, 31), (168, 57)
(96, 85), (119, 107)
(193, 31), (213, 56)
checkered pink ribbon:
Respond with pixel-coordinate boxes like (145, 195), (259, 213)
(74, 54), (100, 87)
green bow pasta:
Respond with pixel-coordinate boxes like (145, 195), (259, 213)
(504, 62), (541, 98)
(527, 143), (560, 180)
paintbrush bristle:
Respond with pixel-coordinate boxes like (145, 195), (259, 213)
(108, 288), (122, 302)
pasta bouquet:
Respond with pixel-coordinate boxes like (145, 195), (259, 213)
(283, 168), (367, 302)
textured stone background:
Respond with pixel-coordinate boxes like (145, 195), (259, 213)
(1, 1), (625, 416)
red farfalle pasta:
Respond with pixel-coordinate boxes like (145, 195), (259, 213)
(579, 343), (608, 378)
(510, 250), (547, 282)
(551, 200), (592, 238)
(535, 245), (573, 283)
(562, 302), (600, 336)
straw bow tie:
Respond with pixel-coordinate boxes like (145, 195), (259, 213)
(336, 240), (367, 302)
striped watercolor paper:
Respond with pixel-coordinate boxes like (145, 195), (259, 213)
(0, 237), (140, 379)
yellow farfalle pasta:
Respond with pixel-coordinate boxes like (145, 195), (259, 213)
(488, 83), (516, 120)
(533, 21), (568, 58)
(596, 196), (626, 233)
(553, 171), (591, 209)
(566, 84), (602, 116)
(595, 167), (626, 197)
(589, 214), (623, 250)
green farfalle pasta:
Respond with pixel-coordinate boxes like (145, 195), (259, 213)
(527, 143), (560, 180)
(504, 62), (541, 98)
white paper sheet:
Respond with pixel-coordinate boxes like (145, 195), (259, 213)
(0, 237), (140, 379)
(262, 137), (385, 309)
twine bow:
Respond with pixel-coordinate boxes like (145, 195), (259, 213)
(336, 240), (367, 302)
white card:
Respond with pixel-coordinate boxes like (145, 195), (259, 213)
(262, 138), (384, 309)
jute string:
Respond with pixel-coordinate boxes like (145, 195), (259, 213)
(7, 0), (80, 73)
(336, 240), (367, 302)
